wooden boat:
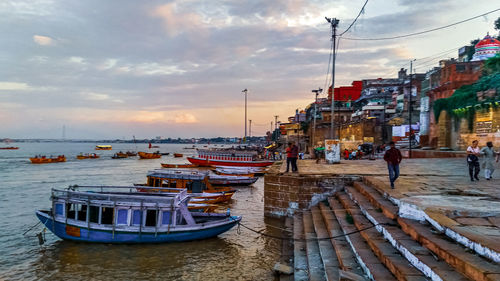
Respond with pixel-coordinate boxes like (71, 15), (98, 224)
(141, 169), (235, 203)
(95, 145), (112, 150)
(112, 152), (128, 159)
(30, 155), (66, 164)
(187, 149), (273, 167)
(36, 186), (241, 243)
(173, 153), (183, 158)
(138, 151), (161, 159)
(77, 153), (100, 159)
(0, 147), (19, 150)
(161, 163), (198, 168)
(126, 151), (137, 156)
(214, 166), (267, 176)
(208, 173), (258, 186)
(187, 156), (273, 167)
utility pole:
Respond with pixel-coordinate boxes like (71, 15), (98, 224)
(271, 121), (273, 133)
(311, 88), (322, 147)
(408, 60), (416, 158)
(274, 115), (279, 130)
(242, 89), (248, 142)
(326, 17), (339, 139)
(249, 119), (252, 138)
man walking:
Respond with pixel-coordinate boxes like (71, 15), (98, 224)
(285, 142), (299, 173)
(480, 141), (498, 180)
(467, 140), (481, 181)
(384, 141), (402, 189)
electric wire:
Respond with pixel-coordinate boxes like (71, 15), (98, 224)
(323, 39), (334, 93)
(342, 8), (500, 41)
(339, 0), (369, 36)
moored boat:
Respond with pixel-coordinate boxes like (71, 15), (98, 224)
(161, 163), (198, 169)
(214, 166), (267, 176)
(95, 145), (112, 150)
(126, 151), (137, 156)
(208, 173), (258, 186)
(112, 152), (128, 159)
(187, 149), (273, 167)
(35, 186), (241, 243)
(0, 147), (19, 150)
(30, 155), (66, 164)
(173, 153), (183, 158)
(138, 151), (161, 159)
(77, 153), (100, 159)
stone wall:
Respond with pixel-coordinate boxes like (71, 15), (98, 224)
(264, 172), (358, 218)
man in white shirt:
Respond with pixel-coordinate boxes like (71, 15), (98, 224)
(467, 140), (481, 181)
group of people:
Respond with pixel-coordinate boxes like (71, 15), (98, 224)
(343, 148), (364, 160)
(466, 140), (499, 181)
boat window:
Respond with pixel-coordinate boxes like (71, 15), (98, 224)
(132, 210), (142, 226)
(169, 181), (177, 188)
(101, 207), (114, 225)
(89, 206), (99, 223)
(145, 210), (157, 227)
(191, 181), (203, 193)
(116, 209), (128, 225)
(76, 204), (87, 222)
(147, 177), (154, 186)
(55, 203), (64, 216)
(66, 203), (76, 220)
(161, 211), (171, 225)
(154, 178), (161, 187)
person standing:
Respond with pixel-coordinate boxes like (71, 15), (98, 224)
(285, 142), (299, 172)
(383, 141), (402, 189)
(467, 140), (481, 181)
(480, 141), (498, 180)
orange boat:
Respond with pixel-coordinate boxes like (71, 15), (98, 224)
(161, 163), (198, 168)
(140, 169), (235, 203)
(138, 151), (161, 159)
(0, 147), (19, 150)
(30, 155), (66, 164)
(76, 153), (100, 159)
(173, 153), (183, 158)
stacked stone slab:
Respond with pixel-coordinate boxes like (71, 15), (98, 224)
(291, 180), (500, 280)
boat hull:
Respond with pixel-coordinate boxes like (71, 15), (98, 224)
(161, 163), (198, 168)
(138, 152), (161, 159)
(36, 211), (240, 244)
(187, 156), (273, 167)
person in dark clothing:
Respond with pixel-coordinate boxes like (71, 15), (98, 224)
(285, 142), (299, 172)
(383, 141), (402, 189)
(467, 140), (481, 181)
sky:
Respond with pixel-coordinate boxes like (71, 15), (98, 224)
(0, 0), (498, 139)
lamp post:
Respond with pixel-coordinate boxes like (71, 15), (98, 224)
(311, 88), (323, 147)
(408, 60), (415, 158)
(326, 17), (339, 139)
(242, 89), (248, 142)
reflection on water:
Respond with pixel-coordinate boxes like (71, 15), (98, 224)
(0, 142), (282, 281)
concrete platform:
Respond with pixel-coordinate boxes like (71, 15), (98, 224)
(282, 158), (500, 264)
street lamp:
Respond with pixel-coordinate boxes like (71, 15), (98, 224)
(311, 88), (323, 147)
(326, 17), (339, 139)
(242, 89), (248, 142)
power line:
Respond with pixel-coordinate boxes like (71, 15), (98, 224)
(342, 8), (500, 41)
(323, 39), (334, 94)
(339, 0), (369, 36)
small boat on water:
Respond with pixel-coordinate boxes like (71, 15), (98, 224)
(214, 166), (267, 176)
(112, 152), (128, 159)
(187, 149), (273, 167)
(0, 147), (19, 150)
(126, 151), (137, 156)
(173, 153), (183, 158)
(35, 186), (241, 243)
(95, 145), (112, 150)
(208, 173), (258, 186)
(77, 153), (100, 160)
(30, 155), (66, 164)
(161, 163), (198, 169)
(138, 151), (161, 159)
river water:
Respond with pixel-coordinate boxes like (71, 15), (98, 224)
(0, 142), (282, 281)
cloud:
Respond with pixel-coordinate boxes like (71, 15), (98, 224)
(33, 35), (54, 46)
(0, 82), (30, 90)
(174, 113), (198, 124)
(151, 3), (205, 37)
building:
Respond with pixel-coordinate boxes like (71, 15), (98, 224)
(471, 34), (500, 61)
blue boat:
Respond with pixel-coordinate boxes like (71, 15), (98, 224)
(36, 186), (241, 243)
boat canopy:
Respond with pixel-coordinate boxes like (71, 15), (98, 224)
(96, 145), (112, 148)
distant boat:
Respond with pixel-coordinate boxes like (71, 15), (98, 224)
(95, 145), (112, 150)
(30, 155), (66, 164)
(138, 151), (161, 159)
(112, 152), (128, 159)
(173, 153), (183, 158)
(76, 153), (100, 160)
(35, 186), (241, 243)
(161, 163), (198, 168)
(0, 147), (19, 150)
(126, 151), (137, 156)
(148, 142), (160, 149)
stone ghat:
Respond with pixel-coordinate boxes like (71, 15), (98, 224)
(266, 159), (500, 281)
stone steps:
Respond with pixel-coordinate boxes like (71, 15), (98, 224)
(310, 207), (341, 281)
(336, 191), (428, 281)
(303, 210), (327, 281)
(294, 213), (309, 281)
(349, 181), (500, 281)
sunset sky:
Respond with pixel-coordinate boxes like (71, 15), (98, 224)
(1, 0), (498, 139)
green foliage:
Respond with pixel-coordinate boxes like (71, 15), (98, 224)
(300, 121), (309, 134)
(433, 55), (500, 131)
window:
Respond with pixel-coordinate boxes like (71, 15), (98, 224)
(66, 203), (76, 220)
(116, 209), (128, 225)
(55, 203), (64, 216)
(101, 207), (114, 225)
(145, 210), (157, 227)
(76, 204), (87, 222)
(89, 206), (99, 223)
(456, 64), (465, 72)
(162, 211), (171, 225)
(132, 210), (142, 226)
